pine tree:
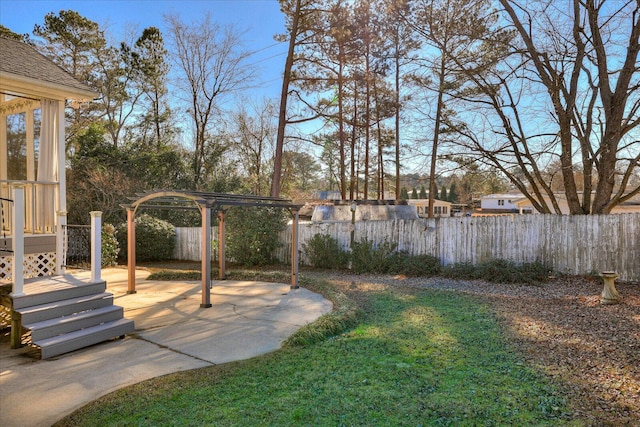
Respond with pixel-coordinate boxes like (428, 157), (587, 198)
(448, 181), (458, 203)
(400, 187), (409, 200)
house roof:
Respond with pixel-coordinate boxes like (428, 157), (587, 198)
(406, 199), (452, 206)
(0, 36), (96, 100)
(481, 193), (523, 200)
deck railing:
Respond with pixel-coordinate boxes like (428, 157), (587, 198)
(0, 196), (12, 256)
(0, 180), (59, 235)
(62, 224), (91, 269)
(1, 186), (103, 293)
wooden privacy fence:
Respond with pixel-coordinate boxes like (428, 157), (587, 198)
(174, 213), (640, 282)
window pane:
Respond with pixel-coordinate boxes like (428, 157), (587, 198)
(7, 112), (26, 180)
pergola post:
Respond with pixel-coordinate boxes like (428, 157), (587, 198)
(290, 209), (300, 289)
(126, 207), (136, 294)
(218, 210), (226, 280)
(201, 204), (212, 308)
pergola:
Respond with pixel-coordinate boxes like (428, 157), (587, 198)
(122, 191), (303, 308)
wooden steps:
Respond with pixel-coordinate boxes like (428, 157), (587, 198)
(17, 292), (114, 324)
(8, 274), (135, 359)
(36, 318), (134, 359)
(13, 276), (107, 310)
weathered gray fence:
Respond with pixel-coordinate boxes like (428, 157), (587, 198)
(174, 214), (640, 281)
(174, 227), (219, 261)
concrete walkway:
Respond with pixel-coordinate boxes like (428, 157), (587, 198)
(0, 268), (332, 427)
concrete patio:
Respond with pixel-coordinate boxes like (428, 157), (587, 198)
(0, 267), (332, 427)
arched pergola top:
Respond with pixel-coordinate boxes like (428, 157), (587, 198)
(122, 190), (303, 309)
(122, 190), (303, 214)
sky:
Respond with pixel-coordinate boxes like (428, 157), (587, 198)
(0, 0), (288, 98)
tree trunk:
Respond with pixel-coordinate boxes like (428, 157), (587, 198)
(271, 0), (301, 198)
(428, 57), (446, 218)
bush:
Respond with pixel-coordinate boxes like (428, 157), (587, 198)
(351, 239), (398, 274)
(350, 239), (442, 276)
(442, 259), (550, 284)
(117, 214), (176, 262)
(476, 259), (549, 284)
(385, 252), (441, 277)
(441, 262), (479, 280)
(101, 223), (119, 267)
(226, 207), (286, 266)
(302, 234), (349, 269)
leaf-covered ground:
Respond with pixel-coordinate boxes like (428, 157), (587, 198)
(312, 272), (640, 426)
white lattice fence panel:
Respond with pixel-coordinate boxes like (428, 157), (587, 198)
(0, 256), (11, 280)
(0, 253), (57, 280)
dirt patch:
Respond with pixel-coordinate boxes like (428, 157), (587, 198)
(309, 272), (640, 426)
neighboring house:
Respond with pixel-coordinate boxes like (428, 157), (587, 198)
(0, 36), (96, 278)
(407, 198), (452, 218)
(1, 37), (134, 359)
(479, 193), (523, 213)
(313, 190), (343, 200)
(482, 192), (640, 215)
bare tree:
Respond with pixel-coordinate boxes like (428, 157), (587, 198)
(229, 98), (278, 196)
(449, 0), (639, 214)
(166, 13), (254, 190)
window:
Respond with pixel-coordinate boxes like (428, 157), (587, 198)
(498, 199), (505, 206)
(3, 106), (41, 181)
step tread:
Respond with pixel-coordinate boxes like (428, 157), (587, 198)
(24, 305), (123, 331)
(36, 318), (135, 359)
(23, 274), (105, 293)
(16, 292), (114, 315)
(13, 281), (107, 309)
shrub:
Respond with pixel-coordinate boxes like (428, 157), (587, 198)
(441, 262), (479, 280)
(226, 207), (286, 266)
(101, 223), (119, 267)
(117, 214), (176, 262)
(442, 259), (550, 284)
(385, 252), (441, 277)
(350, 239), (442, 276)
(351, 239), (398, 274)
(302, 234), (349, 269)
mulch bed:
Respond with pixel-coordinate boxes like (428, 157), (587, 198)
(312, 272), (639, 426)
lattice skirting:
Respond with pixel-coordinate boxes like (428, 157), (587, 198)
(0, 253), (57, 280)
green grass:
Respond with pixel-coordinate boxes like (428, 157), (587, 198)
(56, 278), (580, 426)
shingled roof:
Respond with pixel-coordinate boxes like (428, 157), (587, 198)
(0, 36), (96, 99)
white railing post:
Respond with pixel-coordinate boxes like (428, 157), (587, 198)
(90, 211), (102, 283)
(11, 185), (24, 297)
(56, 210), (67, 274)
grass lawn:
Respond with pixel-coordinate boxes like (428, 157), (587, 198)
(56, 275), (581, 426)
